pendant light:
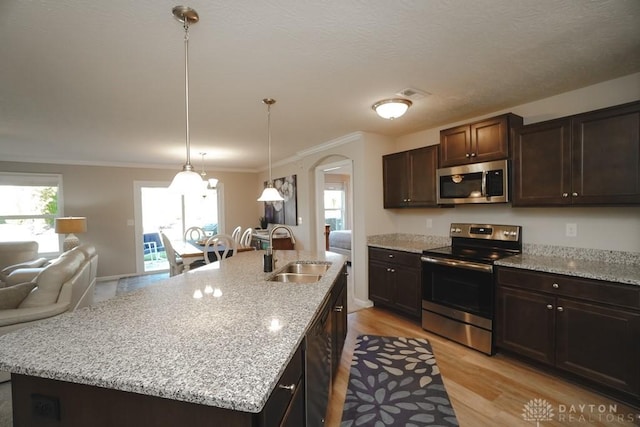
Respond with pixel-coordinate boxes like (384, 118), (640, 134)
(199, 152), (219, 190)
(168, 6), (204, 194)
(257, 98), (284, 202)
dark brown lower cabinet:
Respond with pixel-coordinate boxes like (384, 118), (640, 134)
(368, 247), (421, 319)
(496, 267), (640, 404)
(331, 266), (348, 378)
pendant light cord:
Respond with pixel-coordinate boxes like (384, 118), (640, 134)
(267, 102), (272, 184)
(183, 20), (192, 168)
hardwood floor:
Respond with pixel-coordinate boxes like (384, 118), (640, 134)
(325, 307), (640, 427)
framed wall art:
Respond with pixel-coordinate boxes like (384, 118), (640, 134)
(263, 174), (298, 226)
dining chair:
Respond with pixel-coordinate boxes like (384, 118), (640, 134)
(184, 226), (206, 242)
(231, 226), (242, 245)
(239, 228), (253, 248)
(160, 232), (184, 277)
(204, 234), (237, 264)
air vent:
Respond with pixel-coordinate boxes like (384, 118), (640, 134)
(396, 87), (430, 100)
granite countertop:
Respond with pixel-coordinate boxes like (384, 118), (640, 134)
(0, 250), (346, 413)
(495, 246), (640, 286)
(368, 233), (640, 287)
(367, 233), (450, 253)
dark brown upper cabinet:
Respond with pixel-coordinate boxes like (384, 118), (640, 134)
(513, 101), (640, 206)
(383, 145), (438, 208)
(439, 113), (523, 167)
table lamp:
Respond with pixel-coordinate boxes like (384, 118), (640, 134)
(55, 217), (87, 251)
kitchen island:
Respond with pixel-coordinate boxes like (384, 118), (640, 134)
(0, 250), (347, 426)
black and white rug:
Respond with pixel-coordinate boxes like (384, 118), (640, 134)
(341, 335), (458, 426)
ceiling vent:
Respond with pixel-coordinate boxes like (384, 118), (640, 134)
(396, 87), (430, 100)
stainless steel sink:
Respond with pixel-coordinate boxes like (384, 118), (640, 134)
(282, 263), (330, 275)
(268, 273), (323, 283)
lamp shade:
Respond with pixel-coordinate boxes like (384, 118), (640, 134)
(257, 186), (284, 202)
(168, 169), (204, 195)
(54, 217), (87, 234)
(372, 98), (412, 120)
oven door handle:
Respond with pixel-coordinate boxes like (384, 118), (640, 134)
(421, 256), (493, 273)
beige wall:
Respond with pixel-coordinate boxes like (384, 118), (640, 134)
(0, 161), (258, 278)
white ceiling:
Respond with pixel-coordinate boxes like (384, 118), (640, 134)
(1, 0), (639, 172)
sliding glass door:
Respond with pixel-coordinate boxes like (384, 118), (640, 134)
(136, 182), (220, 273)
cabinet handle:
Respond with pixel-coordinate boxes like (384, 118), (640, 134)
(278, 384), (296, 394)
(562, 193), (569, 198)
(390, 269), (395, 273)
(470, 152), (476, 157)
(557, 306), (564, 312)
(572, 192), (578, 197)
(388, 254), (394, 258)
(406, 198), (411, 202)
(546, 304), (553, 310)
(552, 283), (559, 289)
(334, 305), (344, 312)
(465, 153), (470, 158)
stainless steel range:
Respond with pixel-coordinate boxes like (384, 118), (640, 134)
(421, 223), (522, 355)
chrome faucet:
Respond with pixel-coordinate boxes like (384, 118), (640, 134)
(267, 225), (296, 269)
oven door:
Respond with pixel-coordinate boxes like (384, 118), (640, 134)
(421, 255), (494, 320)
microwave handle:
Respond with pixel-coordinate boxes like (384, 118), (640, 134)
(481, 171), (487, 197)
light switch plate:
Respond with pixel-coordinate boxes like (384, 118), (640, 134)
(566, 223), (577, 237)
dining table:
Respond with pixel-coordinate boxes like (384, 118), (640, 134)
(171, 239), (254, 271)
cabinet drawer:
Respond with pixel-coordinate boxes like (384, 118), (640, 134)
(497, 267), (640, 310)
(368, 247), (421, 268)
(260, 344), (303, 427)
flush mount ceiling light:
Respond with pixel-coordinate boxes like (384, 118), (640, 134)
(168, 5), (204, 194)
(372, 98), (413, 120)
(257, 98), (285, 202)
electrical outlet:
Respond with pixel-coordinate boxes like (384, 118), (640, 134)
(426, 218), (433, 229)
(566, 223), (577, 237)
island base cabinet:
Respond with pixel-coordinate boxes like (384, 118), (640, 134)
(11, 374), (254, 427)
(11, 344), (305, 427)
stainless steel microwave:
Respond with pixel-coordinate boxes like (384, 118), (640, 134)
(436, 159), (509, 204)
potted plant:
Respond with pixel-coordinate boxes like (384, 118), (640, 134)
(259, 216), (268, 229)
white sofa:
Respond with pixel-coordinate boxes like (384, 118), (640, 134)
(0, 241), (48, 286)
(0, 244), (98, 382)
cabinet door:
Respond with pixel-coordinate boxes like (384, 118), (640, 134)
(512, 118), (572, 206)
(572, 101), (640, 204)
(368, 261), (394, 305)
(383, 152), (408, 208)
(393, 267), (422, 318)
(471, 115), (510, 163)
(555, 298), (640, 395)
(495, 287), (555, 365)
(440, 124), (471, 167)
(332, 267), (348, 378)
(407, 145), (438, 206)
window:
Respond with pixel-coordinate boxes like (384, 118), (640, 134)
(0, 172), (62, 254)
(324, 187), (345, 231)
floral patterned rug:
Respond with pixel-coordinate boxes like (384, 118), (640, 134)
(341, 335), (459, 426)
